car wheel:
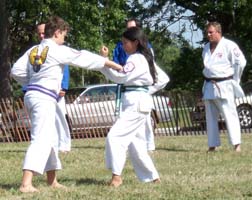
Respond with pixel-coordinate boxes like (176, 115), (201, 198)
(237, 104), (252, 129)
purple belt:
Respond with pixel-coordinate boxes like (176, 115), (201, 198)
(26, 84), (59, 101)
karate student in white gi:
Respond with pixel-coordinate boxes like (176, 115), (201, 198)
(11, 16), (122, 193)
(100, 27), (169, 187)
(112, 18), (156, 152)
(202, 21), (246, 152)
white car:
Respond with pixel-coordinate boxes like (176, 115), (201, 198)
(65, 84), (172, 130)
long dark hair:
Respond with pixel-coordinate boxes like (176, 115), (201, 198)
(122, 27), (157, 84)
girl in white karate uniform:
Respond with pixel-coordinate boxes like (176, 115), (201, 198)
(11, 16), (122, 193)
(100, 27), (169, 187)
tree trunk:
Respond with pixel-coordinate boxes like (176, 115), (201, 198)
(0, 0), (12, 98)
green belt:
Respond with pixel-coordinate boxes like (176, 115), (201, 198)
(114, 84), (149, 116)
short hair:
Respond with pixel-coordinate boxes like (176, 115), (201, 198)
(126, 18), (142, 28)
(44, 16), (70, 38)
(206, 21), (222, 34)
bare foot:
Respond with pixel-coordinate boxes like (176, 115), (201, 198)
(207, 147), (216, 152)
(109, 175), (123, 188)
(153, 178), (161, 183)
(234, 144), (241, 152)
(19, 185), (39, 193)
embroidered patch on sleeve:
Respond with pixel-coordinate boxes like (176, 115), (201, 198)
(233, 47), (241, 57)
(123, 61), (135, 73)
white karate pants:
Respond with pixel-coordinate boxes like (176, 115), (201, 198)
(146, 114), (155, 151)
(205, 98), (241, 147)
(23, 91), (62, 175)
(105, 109), (159, 182)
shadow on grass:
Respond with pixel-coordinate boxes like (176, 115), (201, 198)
(72, 145), (104, 150)
(75, 178), (106, 186)
(58, 177), (107, 186)
(0, 183), (19, 190)
(0, 149), (26, 153)
(156, 147), (189, 152)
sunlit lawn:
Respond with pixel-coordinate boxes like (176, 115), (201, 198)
(1, 133), (252, 199)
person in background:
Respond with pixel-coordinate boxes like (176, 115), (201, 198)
(11, 16), (122, 193)
(113, 18), (154, 65)
(113, 18), (156, 151)
(100, 27), (169, 187)
(202, 21), (246, 152)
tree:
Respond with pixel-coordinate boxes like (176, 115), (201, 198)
(137, 0), (252, 84)
(1, 0), (129, 98)
(0, 0), (12, 98)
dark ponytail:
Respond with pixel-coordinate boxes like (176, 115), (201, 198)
(122, 27), (157, 84)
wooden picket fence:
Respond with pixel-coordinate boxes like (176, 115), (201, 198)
(1, 91), (252, 142)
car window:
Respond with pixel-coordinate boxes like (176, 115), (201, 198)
(79, 86), (112, 102)
(106, 86), (117, 100)
(66, 87), (87, 103)
(107, 86), (117, 95)
(84, 87), (107, 96)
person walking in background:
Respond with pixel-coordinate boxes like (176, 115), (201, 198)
(11, 16), (122, 193)
(113, 18), (156, 151)
(202, 21), (246, 152)
(100, 27), (169, 187)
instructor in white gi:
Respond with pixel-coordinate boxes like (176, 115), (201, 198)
(202, 22), (246, 152)
(11, 16), (122, 193)
(100, 27), (169, 187)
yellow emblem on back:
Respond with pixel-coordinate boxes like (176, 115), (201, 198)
(29, 46), (49, 72)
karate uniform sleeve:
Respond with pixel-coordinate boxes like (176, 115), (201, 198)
(99, 67), (127, 84)
(148, 64), (170, 95)
(230, 45), (246, 83)
(11, 50), (30, 85)
(55, 46), (106, 70)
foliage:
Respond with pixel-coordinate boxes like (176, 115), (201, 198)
(169, 47), (203, 91)
(2, 0), (252, 97)
(148, 0), (252, 83)
(4, 0), (129, 92)
(2, 135), (252, 199)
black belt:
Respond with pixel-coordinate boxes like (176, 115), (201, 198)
(121, 85), (149, 92)
(204, 76), (233, 82)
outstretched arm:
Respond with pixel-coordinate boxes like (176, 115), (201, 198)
(100, 46), (123, 71)
(104, 60), (123, 71)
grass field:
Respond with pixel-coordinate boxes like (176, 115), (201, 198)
(1, 133), (252, 200)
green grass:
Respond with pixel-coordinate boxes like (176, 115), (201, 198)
(1, 134), (252, 199)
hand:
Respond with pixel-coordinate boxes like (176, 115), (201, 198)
(59, 90), (66, 97)
(100, 45), (109, 57)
